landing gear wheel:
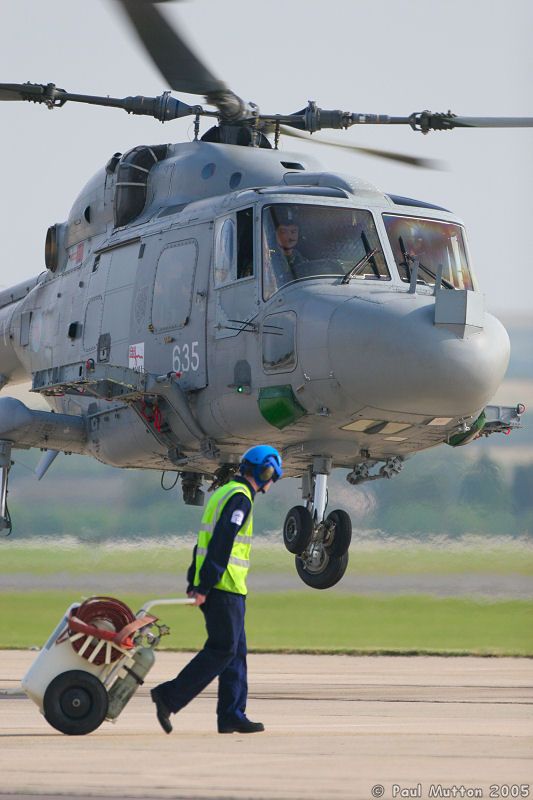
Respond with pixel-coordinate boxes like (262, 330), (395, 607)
(43, 670), (109, 735)
(325, 509), (352, 557)
(295, 549), (349, 590)
(283, 505), (313, 554)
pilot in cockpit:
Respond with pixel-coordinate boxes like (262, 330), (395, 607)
(269, 206), (308, 287)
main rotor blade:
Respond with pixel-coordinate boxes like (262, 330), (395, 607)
(280, 125), (444, 170)
(277, 104), (533, 134)
(116, 1), (245, 120)
(443, 116), (533, 128)
(0, 81), (198, 121)
(408, 111), (533, 132)
(0, 83), (51, 102)
(117, 0), (224, 95)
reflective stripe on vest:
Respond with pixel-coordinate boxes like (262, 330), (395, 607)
(193, 480), (253, 595)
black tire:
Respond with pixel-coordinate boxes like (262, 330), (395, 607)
(295, 550), (349, 590)
(283, 505), (313, 554)
(325, 509), (352, 557)
(43, 670), (109, 735)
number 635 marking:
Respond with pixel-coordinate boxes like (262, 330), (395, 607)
(172, 341), (200, 373)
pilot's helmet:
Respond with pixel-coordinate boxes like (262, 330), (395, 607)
(273, 205), (300, 228)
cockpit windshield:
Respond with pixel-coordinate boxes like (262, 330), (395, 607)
(383, 214), (474, 291)
(262, 204), (390, 299)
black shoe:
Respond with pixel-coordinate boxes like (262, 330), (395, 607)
(151, 688), (172, 734)
(218, 717), (265, 734)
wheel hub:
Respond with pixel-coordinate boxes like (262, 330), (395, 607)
(285, 516), (298, 544)
(302, 543), (329, 574)
(60, 687), (92, 719)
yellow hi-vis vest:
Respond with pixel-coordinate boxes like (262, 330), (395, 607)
(193, 480), (254, 596)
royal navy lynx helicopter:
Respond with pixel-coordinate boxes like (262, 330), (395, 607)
(0, 1), (529, 588)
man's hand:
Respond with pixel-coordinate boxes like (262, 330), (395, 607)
(187, 590), (206, 606)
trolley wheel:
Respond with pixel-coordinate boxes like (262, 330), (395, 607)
(295, 550), (349, 590)
(325, 509), (352, 557)
(283, 505), (313, 554)
(43, 670), (109, 735)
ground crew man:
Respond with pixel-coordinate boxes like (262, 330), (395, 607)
(151, 445), (283, 734)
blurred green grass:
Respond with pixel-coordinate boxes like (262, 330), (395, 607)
(1, 542), (532, 575)
(0, 590), (531, 655)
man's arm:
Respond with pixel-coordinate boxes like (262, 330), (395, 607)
(194, 493), (252, 597)
(186, 544), (197, 594)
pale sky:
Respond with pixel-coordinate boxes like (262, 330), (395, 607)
(0, 0), (532, 317)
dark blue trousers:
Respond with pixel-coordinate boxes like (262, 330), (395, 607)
(156, 589), (248, 725)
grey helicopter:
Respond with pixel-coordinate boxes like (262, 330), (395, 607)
(0, 0), (529, 589)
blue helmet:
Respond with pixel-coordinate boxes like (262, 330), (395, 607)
(239, 445), (283, 487)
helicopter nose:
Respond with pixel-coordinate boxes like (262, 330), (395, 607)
(328, 299), (510, 418)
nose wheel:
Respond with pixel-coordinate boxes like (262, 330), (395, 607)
(283, 461), (352, 589)
(323, 509), (352, 557)
(295, 549), (349, 590)
(283, 505), (313, 554)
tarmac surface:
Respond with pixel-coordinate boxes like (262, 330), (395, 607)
(1, 651), (532, 800)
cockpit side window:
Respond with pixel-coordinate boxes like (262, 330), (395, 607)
(382, 214), (475, 291)
(214, 208), (255, 285)
(262, 204), (389, 300)
(214, 217), (235, 286)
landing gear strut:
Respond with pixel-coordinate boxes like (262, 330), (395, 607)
(283, 457), (352, 590)
(0, 441), (12, 535)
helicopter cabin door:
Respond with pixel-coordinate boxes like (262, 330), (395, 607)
(214, 208), (258, 339)
(139, 224), (209, 391)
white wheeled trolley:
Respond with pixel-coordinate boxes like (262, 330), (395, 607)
(21, 595), (194, 735)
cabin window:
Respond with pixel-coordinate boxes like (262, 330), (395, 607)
(383, 214), (475, 290)
(151, 239), (198, 331)
(262, 311), (297, 373)
(262, 204), (389, 300)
